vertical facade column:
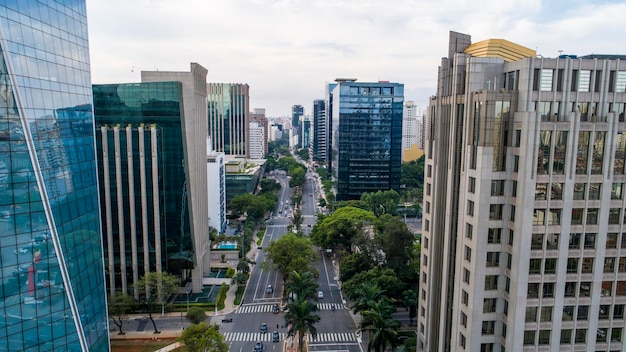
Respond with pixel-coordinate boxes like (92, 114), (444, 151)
(113, 127), (127, 294)
(126, 127), (139, 297)
(138, 127), (149, 295)
(101, 127), (115, 294)
(151, 127), (162, 273)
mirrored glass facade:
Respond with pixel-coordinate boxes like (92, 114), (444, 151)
(0, 1), (108, 351)
(330, 81), (404, 200)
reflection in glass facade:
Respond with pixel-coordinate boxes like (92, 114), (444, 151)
(0, 1), (109, 351)
(208, 83), (249, 156)
(329, 80), (404, 200)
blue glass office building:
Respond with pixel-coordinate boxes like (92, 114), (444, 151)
(0, 1), (109, 351)
(329, 80), (404, 200)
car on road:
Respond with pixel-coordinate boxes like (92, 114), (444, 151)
(272, 331), (280, 342)
(254, 341), (264, 351)
(266, 285), (273, 294)
(309, 193), (312, 196)
(272, 304), (279, 314)
(260, 322), (267, 333)
(317, 290), (324, 299)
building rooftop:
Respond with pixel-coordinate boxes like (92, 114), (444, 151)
(464, 38), (536, 62)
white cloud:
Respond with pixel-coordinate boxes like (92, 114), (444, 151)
(87, 0), (625, 116)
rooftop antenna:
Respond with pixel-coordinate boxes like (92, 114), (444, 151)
(131, 66), (135, 82)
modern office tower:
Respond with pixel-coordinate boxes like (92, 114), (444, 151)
(300, 114), (312, 148)
(324, 82), (338, 171)
(402, 101), (419, 159)
(312, 99), (326, 163)
(419, 30), (626, 352)
(0, 2), (109, 351)
(208, 83), (250, 157)
(94, 63), (211, 295)
(417, 110), (426, 150)
(250, 108), (268, 155)
(249, 121), (265, 159)
(207, 140), (226, 235)
(292, 104), (304, 130)
(328, 79), (404, 200)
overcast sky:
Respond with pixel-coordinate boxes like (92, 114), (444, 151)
(87, 0), (625, 117)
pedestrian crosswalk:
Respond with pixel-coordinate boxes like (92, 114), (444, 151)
(235, 303), (344, 314)
(223, 332), (357, 343)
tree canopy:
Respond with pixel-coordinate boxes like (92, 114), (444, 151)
(264, 233), (318, 281)
(310, 206), (376, 250)
(179, 322), (228, 352)
(360, 190), (400, 217)
(229, 193), (275, 222)
(108, 294), (137, 335)
(136, 272), (180, 333)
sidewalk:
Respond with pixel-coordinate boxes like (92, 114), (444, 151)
(111, 232), (260, 342)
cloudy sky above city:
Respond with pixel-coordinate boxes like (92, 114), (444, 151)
(87, 0), (625, 117)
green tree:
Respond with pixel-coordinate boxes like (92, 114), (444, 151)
(318, 197), (327, 208)
(285, 270), (319, 301)
(339, 252), (374, 282)
(400, 156), (424, 189)
(230, 193), (274, 222)
(179, 322), (228, 352)
(233, 272), (249, 286)
(291, 210), (304, 230)
(289, 166), (307, 188)
(264, 233), (318, 282)
(237, 257), (251, 275)
(350, 282), (387, 315)
(296, 148), (310, 161)
(343, 268), (403, 301)
(186, 307), (207, 324)
(136, 272), (180, 333)
(108, 294), (137, 335)
(360, 190), (401, 217)
(402, 289), (418, 325)
(310, 206), (376, 251)
(260, 178), (281, 193)
(361, 301), (400, 352)
(284, 299), (320, 352)
(376, 218), (415, 276)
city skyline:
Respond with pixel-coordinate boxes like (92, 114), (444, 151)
(86, 0), (625, 117)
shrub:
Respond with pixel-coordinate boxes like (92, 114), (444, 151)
(186, 307), (207, 324)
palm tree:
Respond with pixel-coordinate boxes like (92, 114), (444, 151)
(284, 299), (320, 352)
(351, 282), (385, 315)
(285, 270), (318, 301)
(361, 301), (400, 352)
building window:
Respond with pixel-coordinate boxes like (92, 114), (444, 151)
(569, 233), (581, 249)
(485, 275), (498, 290)
(577, 305), (589, 320)
(586, 209), (599, 224)
(425, 202), (430, 214)
(529, 259), (542, 274)
(459, 333), (466, 348)
(541, 69), (554, 91)
(540, 306), (553, 322)
(551, 183), (563, 200)
(427, 165), (432, 177)
(526, 306), (538, 322)
(543, 282), (555, 298)
(524, 330), (536, 345)
(580, 282), (591, 297)
(463, 268), (470, 284)
(602, 281), (613, 296)
(615, 304), (625, 318)
(597, 328), (608, 343)
(571, 209), (583, 225)
(563, 306), (574, 321)
(544, 258), (557, 274)
(512, 180), (518, 197)
(424, 219), (429, 231)
(539, 330), (551, 345)
(567, 258), (579, 273)
(491, 180), (505, 196)
(533, 209), (546, 225)
(535, 183), (548, 200)
(467, 200), (474, 216)
(488, 228), (501, 243)
(482, 321), (495, 335)
(468, 177), (475, 193)
(582, 234), (596, 250)
(548, 209), (560, 225)
(564, 282), (577, 297)
(582, 258), (594, 273)
(611, 328), (623, 342)
(617, 282), (626, 296)
(573, 183), (586, 200)
(489, 204), (503, 220)
(528, 283), (540, 299)
(553, 131), (567, 174)
(461, 312), (467, 327)
(589, 183), (601, 199)
(531, 234), (543, 250)
(426, 183), (431, 196)
(612, 183), (624, 199)
(619, 257), (626, 272)
(607, 233), (618, 249)
(560, 329), (572, 344)
(592, 132), (605, 174)
(575, 329), (586, 344)
(462, 290), (469, 306)
(466, 223), (473, 239)
(480, 343), (494, 352)
(605, 257), (616, 273)
(464, 246), (471, 262)
(578, 70), (591, 92)
(486, 252), (500, 267)
(483, 298), (497, 313)
(609, 208), (621, 224)
(546, 233), (559, 249)
(600, 305), (610, 319)
(508, 230), (514, 245)
(617, 71), (626, 92)
(576, 132), (590, 174)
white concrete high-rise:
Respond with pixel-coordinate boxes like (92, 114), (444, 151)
(419, 31), (626, 352)
(207, 139), (226, 234)
(249, 121), (265, 159)
(402, 101), (419, 159)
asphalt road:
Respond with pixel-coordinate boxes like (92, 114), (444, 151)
(223, 167), (361, 352)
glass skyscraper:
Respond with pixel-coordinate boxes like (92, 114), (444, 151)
(0, 1), (109, 351)
(329, 79), (404, 200)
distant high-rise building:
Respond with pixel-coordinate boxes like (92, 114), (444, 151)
(208, 83), (250, 156)
(0, 2), (109, 350)
(300, 115), (312, 149)
(207, 140), (226, 234)
(249, 121), (265, 159)
(419, 31), (626, 352)
(329, 79), (404, 200)
(292, 104), (304, 130)
(312, 99), (326, 163)
(402, 101), (419, 159)
(94, 63), (211, 296)
(416, 110), (426, 151)
(324, 82), (338, 171)
(250, 109), (268, 155)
